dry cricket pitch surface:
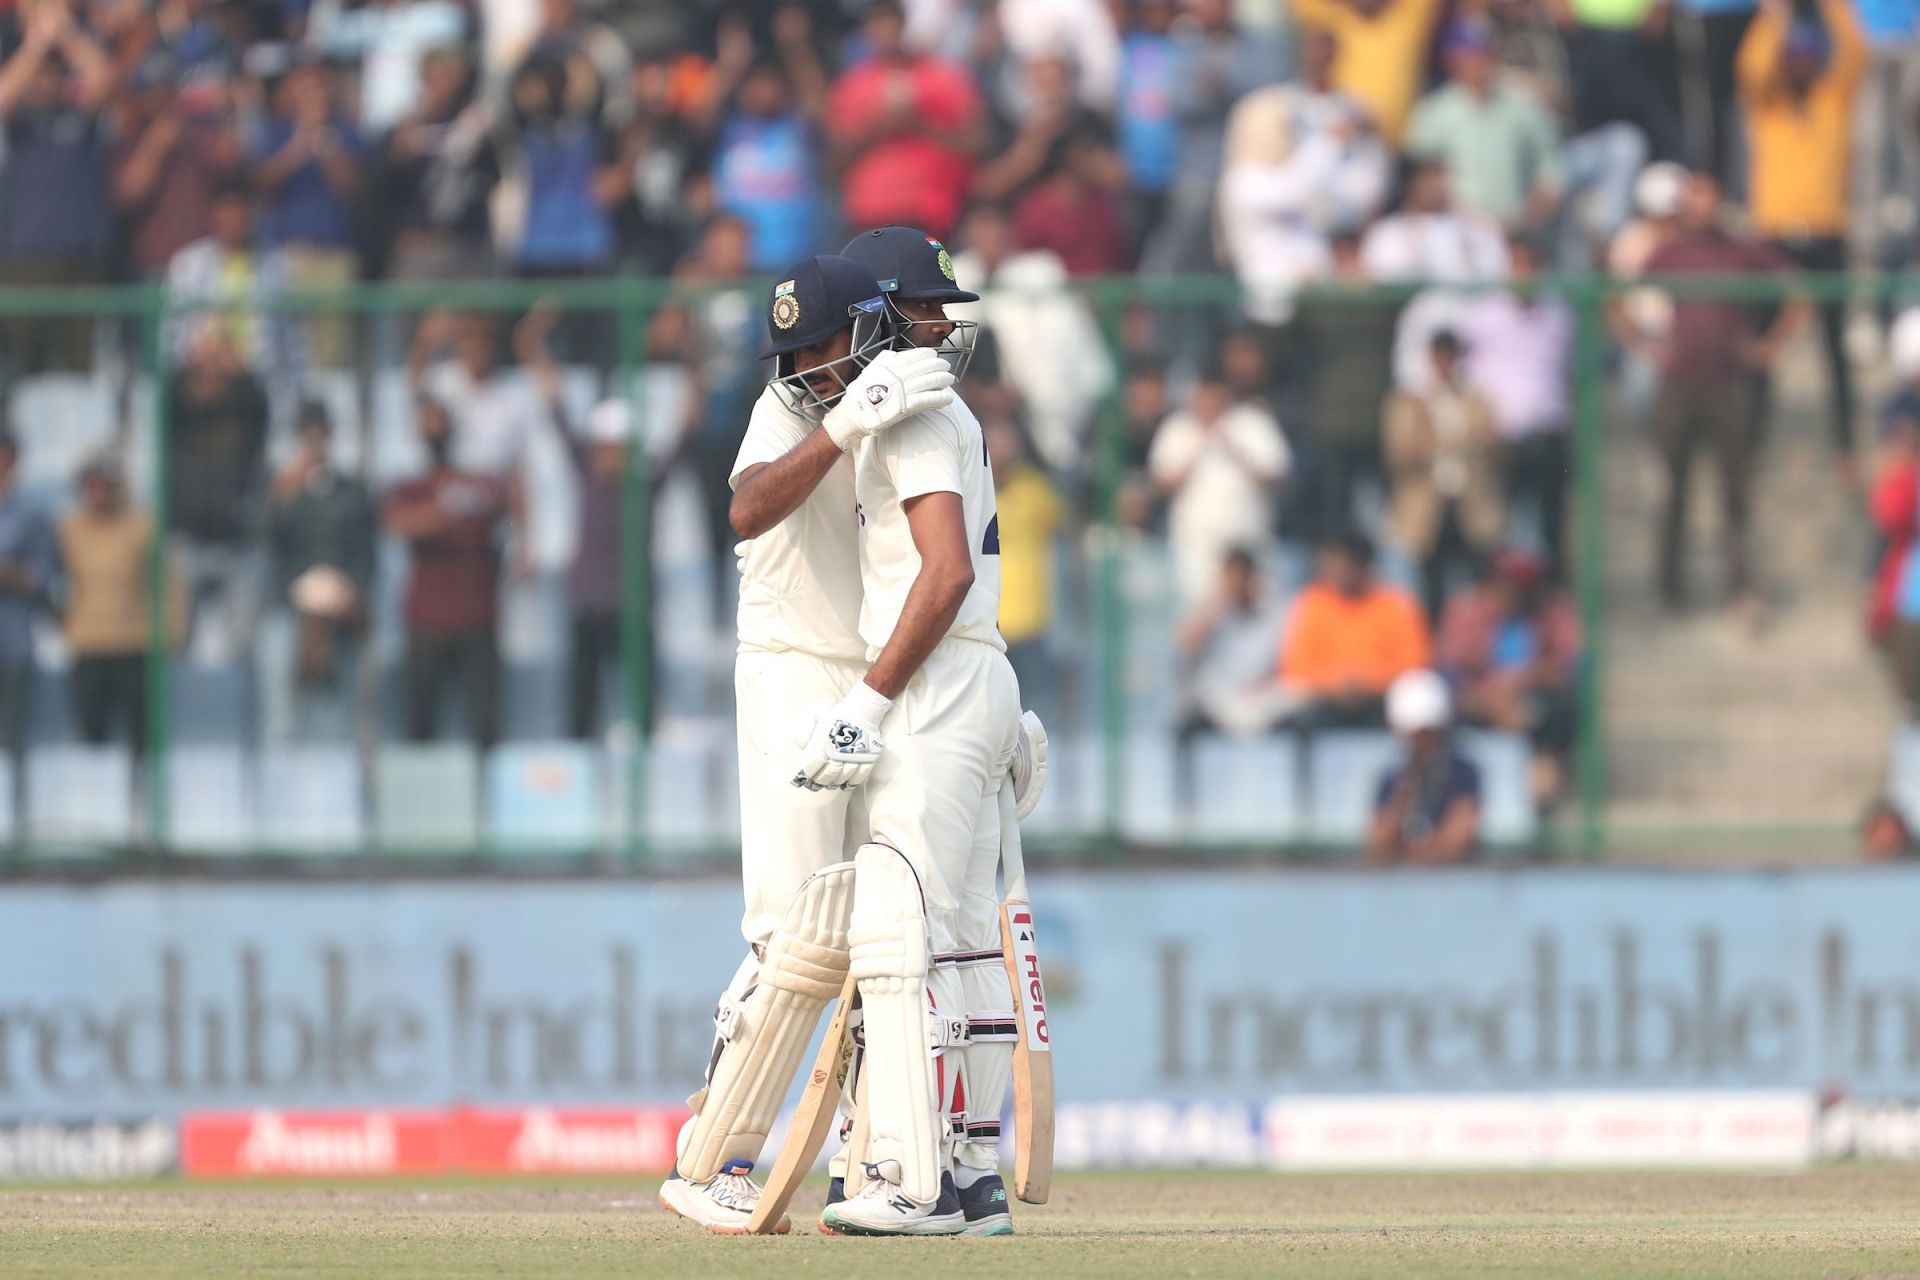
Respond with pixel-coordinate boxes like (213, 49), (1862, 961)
(3, 1166), (1919, 1278)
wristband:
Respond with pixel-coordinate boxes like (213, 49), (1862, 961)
(841, 681), (893, 725)
(822, 401), (860, 452)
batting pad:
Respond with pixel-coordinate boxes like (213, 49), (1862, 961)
(678, 860), (856, 1183)
(847, 841), (943, 1205)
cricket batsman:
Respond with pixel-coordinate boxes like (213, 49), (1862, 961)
(794, 238), (1026, 1237)
(657, 254), (957, 1234)
(827, 226), (1037, 1237)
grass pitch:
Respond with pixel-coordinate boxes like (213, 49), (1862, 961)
(3, 1166), (1919, 1279)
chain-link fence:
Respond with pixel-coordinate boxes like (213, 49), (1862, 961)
(0, 271), (1899, 867)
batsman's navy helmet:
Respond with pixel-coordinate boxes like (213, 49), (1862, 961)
(840, 226), (981, 304)
(762, 254), (896, 420)
(762, 253), (889, 358)
(840, 226), (980, 379)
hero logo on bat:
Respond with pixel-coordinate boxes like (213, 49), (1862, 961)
(1008, 907), (1051, 1052)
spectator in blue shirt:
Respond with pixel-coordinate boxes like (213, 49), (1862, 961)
(1118, 0), (1180, 256)
(502, 46), (623, 364)
(1368, 668), (1483, 863)
(699, 9), (827, 272)
(250, 58), (365, 368)
(1142, 0), (1286, 274)
(0, 2), (116, 372)
(0, 430), (57, 777)
(506, 47), (619, 275)
(711, 60), (823, 271)
(1852, 0), (1920, 272)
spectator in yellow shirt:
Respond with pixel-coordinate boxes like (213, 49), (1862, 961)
(987, 419), (1066, 720)
(1737, 0), (1866, 463)
(1289, 0), (1446, 143)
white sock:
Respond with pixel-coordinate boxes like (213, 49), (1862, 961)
(952, 1163), (993, 1190)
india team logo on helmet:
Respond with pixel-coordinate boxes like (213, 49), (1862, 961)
(924, 236), (957, 282)
(771, 279), (800, 330)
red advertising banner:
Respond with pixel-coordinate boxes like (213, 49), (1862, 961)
(454, 1106), (689, 1174)
(180, 1105), (691, 1177)
(181, 1110), (451, 1177)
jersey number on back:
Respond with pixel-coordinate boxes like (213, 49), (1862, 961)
(982, 514), (999, 556)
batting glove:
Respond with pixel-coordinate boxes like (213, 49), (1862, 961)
(792, 682), (892, 792)
(822, 347), (956, 451)
(1011, 709), (1049, 822)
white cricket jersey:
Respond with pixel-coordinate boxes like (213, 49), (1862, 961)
(730, 388), (866, 663)
(853, 397), (1006, 655)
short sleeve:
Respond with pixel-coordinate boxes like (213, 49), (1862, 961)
(730, 395), (809, 489)
(1374, 766), (1400, 811)
(1229, 408), (1290, 480)
(882, 411), (965, 502)
(1146, 415), (1197, 484)
(1404, 95), (1442, 159)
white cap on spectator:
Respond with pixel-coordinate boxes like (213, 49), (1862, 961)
(586, 399), (632, 444)
(1387, 669), (1451, 735)
(1891, 308), (1920, 381)
(1634, 162), (1688, 220)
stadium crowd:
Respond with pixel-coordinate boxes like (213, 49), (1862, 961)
(0, 0), (1906, 846)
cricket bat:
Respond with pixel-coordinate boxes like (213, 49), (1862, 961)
(746, 970), (858, 1234)
(1000, 780), (1053, 1204)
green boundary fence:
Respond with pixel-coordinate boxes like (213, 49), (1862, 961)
(0, 269), (1886, 867)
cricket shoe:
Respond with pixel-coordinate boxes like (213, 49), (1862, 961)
(817, 1175), (847, 1234)
(818, 1163), (964, 1236)
(657, 1161), (789, 1235)
(956, 1171), (1014, 1236)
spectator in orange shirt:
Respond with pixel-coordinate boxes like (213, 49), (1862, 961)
(825, 0), (984, 241)
(1278, 532), (1431, 729)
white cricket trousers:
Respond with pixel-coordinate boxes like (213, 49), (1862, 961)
(864, 636), (1023, 957)
(734, 648), (870, 947)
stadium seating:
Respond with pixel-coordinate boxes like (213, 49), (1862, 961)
(1121, 728), (1180, 841)
(257, 744), (365, 853)
(644, 734), (719, 847)
(374, 743), (481, 855)
(1022, 730), (1097, 838)
(1305, 731), (1404, 847)
(170, 664), (249, 744)
(27, 745), (134, 850)
(169, 745), (255, 852)
(1306, 729), (1537, 851)
(486, 741), (601, 852)
(1188, 734), (1302, 842)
